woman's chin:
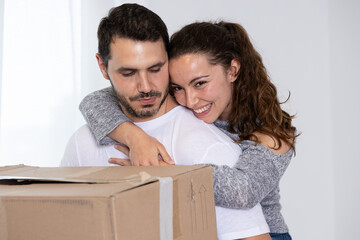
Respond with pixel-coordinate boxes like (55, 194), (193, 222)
(198, 115), (217, 124)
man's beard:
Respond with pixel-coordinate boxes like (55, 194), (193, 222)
(109, 80), (168, 119)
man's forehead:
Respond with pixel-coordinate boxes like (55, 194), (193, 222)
(108, 37), (168, 68)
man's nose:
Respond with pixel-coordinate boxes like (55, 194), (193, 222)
(137, 73), (151, 93)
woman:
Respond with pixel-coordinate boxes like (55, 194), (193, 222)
(80, 21), (297, 240)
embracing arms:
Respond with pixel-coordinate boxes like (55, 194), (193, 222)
(80, 88), (293, 209)
(80, 87), (128, 145)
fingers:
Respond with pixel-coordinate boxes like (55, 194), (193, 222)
(108, 158), (171, 167)
(108, 158), (131, 166)
(114, 144), (130, 156)
(135, 158), (169, 166)
(158, 145), (174, 165)
(108, 156), (158, 166)
(158, 160), (172, 166)
(113, 141), (174, 166)
(145, 158), (160, 166)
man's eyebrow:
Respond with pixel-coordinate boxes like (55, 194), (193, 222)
(148, 61), (166, 69)
(116, 67), (136, 72)
(115, 61), (166, 72)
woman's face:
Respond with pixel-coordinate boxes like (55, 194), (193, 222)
(169, 54), (238, 123)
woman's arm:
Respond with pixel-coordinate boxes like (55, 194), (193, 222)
(80, 87), (131, 145)
(212, 140), (293, 209)
(79, 87), (173, 165)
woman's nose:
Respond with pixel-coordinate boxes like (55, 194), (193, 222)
(185, 90), (198, 109)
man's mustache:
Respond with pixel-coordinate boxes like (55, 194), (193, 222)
(129, 91), (161, 101)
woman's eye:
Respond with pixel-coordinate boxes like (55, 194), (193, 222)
(172, 86), (183, 92)
(150, 68), (160, 73)
(195, 81), (206, 87)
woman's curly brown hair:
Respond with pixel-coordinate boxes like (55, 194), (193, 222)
(169, 21), (298, 152)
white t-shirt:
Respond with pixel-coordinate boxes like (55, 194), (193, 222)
(61, 106), (269, 239)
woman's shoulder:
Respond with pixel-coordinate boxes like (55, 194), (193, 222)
(239, 138), (293, 158)
(238, 139), (293, 176)
(251, 132), (292, 155)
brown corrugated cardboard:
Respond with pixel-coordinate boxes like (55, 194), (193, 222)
(0, 165), (217, 240)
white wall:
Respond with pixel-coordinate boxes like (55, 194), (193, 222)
(329, 0), (360, 239)
(0, 0), (4, 128)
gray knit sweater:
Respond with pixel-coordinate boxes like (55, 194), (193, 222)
(79, 87), (293, 233)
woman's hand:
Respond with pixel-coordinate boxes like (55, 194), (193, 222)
(109, 142), (172, 166)
(126, 133), (174, 166)
(109, 151), (171, 166)
(108, 122), (174, 166)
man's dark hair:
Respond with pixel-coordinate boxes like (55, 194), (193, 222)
(97, 3), (169, 67)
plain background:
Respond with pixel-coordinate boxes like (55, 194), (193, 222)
(0, 0), (359, 239)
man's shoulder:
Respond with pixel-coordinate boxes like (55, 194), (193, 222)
(74, 124), (93, 137)
(171, 106), (209, 126)
(61, 124), (113, 167)
(173, 107), (234, 142)
(68, 124), (99, 151)
(170, 107), (241, 165)
(61, 125), (95, 166)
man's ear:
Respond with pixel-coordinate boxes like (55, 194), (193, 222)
(96, 53), (110, 80)
(228, 59), (241, 83)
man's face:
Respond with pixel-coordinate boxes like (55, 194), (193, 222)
(97, 37), (169, 122)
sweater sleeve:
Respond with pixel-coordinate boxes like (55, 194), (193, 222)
(79, 87), (130, 145)
(211, 140), (293, 209)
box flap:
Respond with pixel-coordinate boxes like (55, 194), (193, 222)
(0, 165), (207, 182)
(0, 165), (155, 183)
(0, 165), (209, 198)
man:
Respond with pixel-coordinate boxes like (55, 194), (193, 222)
(61, 4), (270, 239)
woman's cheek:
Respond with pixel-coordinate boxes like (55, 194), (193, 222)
(174, 92), (186, 106)
(203, 84), (217, 99)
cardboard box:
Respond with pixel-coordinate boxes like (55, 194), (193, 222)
(0, 165), (217, 240)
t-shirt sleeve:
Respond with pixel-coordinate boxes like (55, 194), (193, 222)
(79, 87), (130, 145)
(171, 117), (241, 167)
(60, 131), (80, 166)
(197, 142), (241, 166)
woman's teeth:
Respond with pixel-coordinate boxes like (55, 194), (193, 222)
(194, 104), (212, 114)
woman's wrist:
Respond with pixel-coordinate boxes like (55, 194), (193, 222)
(108, 121), (144, 147)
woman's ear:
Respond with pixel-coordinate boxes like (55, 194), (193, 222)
(228, 59), (241, 83)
